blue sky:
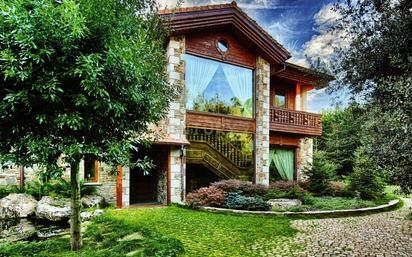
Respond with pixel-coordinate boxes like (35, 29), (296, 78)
(161, 0), (349, 113)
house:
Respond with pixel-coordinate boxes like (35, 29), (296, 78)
(0, 2), (329, 208)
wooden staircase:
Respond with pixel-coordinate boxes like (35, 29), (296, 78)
(186, 129), (252, 179)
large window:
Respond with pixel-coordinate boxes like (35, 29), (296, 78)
(185, 54), (253, 118)
(274, 89), (287, 108)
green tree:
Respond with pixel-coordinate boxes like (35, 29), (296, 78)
(0, 0), (173, 250)
(348, 147), (385, 200)
(303, 151), (337, 195)
(328, 0), (412, 192)
(316, 105), (363, 176)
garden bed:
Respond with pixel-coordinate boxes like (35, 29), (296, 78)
(201, 199), (400, 217)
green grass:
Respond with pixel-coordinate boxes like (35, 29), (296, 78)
(0, 215), (183, 257)
(0, 206), (297, 257)
(107, 206), (297, 257)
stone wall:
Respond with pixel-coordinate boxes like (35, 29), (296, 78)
(297, 138), (313, 180)
(255, 57), (271, 186)
(170, 147), (185, 203)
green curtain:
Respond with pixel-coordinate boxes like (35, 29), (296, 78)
(269, 148), (294, 181)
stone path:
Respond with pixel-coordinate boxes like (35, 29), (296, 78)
(249, 199), (412, 257)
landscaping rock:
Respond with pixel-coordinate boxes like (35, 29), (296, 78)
(81, 195), (105, 208)
(0, 193), (37, 219)
(267, 198), (302, 209)
(80, 209), (104, 222)
(36, 196), (70, 221)
(0, 219), (36, 242)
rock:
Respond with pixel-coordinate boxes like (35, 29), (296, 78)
(0, 193), (37, 219)
(0, 219), (36, 243)
(81, 195), (105, 208)
(267, 198), (302, 209)
(36, 196), (70, 221)
(80, 209), (104, 222)
(93, 209), (104, 217)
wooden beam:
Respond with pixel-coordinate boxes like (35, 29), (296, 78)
(116, 165), (123, 209)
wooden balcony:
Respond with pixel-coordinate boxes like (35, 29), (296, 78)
(269, 107), (322, 136)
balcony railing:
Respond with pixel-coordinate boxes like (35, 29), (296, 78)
(269, 107), (322, 136)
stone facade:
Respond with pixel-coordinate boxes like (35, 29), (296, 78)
(122, 166), (130, 208)
(297, 138), (314, 180)
(255, 57), (271, 186)
(170, 147), (185, 203)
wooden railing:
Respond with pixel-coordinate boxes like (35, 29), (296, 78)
(269, 107), (322, 136)
(186, 128), (252, 168)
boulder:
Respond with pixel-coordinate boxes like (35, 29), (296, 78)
(81, 195), (105, 208)
(36, 196), (70, 221)
(0, 193), (37, 219)
(267, 198), (302, 209)
(80, 209), (104, 222)
(0, 219), (36, 243)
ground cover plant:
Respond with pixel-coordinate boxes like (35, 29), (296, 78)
(0, 214), (183, 257)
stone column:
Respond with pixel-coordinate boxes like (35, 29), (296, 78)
(255, 57), (270, 186)
(165, 36), (186, 141)
(297, 138), (313, 180)
(122, 166), (130, 208)
(166, 36), (187, 203)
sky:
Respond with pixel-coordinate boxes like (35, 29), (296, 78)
(159, 0), (351, 113)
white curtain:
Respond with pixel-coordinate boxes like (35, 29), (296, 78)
(185, 55), (219, 108)
(222, 64), (253, 104)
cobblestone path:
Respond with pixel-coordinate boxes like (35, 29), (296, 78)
(292, 199), (412, 257)
(250, 199), (412, 257)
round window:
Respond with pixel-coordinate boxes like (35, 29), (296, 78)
(217, 39), (229, 53)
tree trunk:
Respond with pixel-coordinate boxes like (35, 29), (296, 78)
(70, 161), (82, 251)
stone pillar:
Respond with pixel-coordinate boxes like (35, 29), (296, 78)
(170, 147), (185, 203)
(122, 166), (130, 208)
(297, 138), (313, 180)
(165, 36), (186, 141)
(166, 36), (186, 203)
(255, 57), (270, 186)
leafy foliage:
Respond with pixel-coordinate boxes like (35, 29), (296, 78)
(223, 192), (271, 211)
(325, 0), (412, 192)
(348, 148), (385, 200)
(186, 186), (226, 208)
(316, 105), (363, 176)
(0, 0), (173, 169)
(0, 214), (184, 257)
(211, 179), (267, 197)
(303, 151), (337, 195)
(0, 185), (20, 198)
(24, 178), (97, 199)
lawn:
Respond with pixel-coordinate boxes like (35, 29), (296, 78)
(108, 206), (297, 257)
(0, 206), (297, 257)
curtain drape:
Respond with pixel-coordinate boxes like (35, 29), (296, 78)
(269, 148), (294, 181)
(185, 54), (219, 108)
(222, 64), (253, 104)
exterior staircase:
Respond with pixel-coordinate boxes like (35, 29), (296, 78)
(186, 129), (252, 179)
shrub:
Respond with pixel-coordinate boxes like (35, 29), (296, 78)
(224, 192), (271, 211)
(348, 148), (385, 200)
(269, 181), (300, 192)
(0, 185), (20, 198)
(303, 151), (337, 195)
(327, 181), (352, 197)
(24, 178), (97, 199)
(186, 186), (226, 208)
(211, 179), (267, 196)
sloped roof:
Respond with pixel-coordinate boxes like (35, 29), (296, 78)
(159, 1), (291, 64)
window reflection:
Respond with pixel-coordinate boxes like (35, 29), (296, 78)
(274, 89), (286, 108)
(185, 54), (253, 118)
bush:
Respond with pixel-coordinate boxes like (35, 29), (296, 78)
(327, 181), (352, 197)
(303, 151), (337, 195)
(0, 185), (20, 198)
(211, 179), (267, 196)
(348, 148), (385, 200)
(224, 192), (270, 211)
(24, 178), (97, 200)
(269, 181), (300, 192)
(186, 186), (226, 208)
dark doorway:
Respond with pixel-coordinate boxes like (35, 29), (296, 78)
(130, 145), (168, 205)
(186, 164), (220, 193)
